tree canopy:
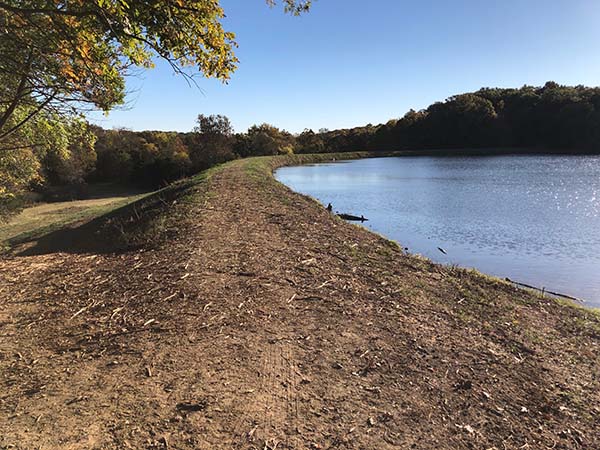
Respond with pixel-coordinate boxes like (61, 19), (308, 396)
(302, 83), (600, 154)
(0, 0), (309, 217)
(0, 0), (310, 142)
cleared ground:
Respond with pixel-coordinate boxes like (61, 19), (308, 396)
(1, 154), (599, 449)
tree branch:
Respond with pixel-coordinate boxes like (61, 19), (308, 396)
(0, 92), (56, 141)
(0, 50), (33, 132)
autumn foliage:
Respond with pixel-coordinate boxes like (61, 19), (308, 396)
(0, 0), (308, 216)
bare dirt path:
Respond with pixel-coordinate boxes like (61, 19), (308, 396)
(1, 156), (599, 449)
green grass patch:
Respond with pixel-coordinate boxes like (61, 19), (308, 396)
(1, 190), (150, 252)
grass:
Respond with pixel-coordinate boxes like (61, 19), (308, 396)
(0, 163), (228, 255)
(0, 187), (151, 252)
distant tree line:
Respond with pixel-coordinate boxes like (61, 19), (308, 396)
(90, 116), (297, 189)
(3, 81), (600, 217)
(303, 82), (600, 153)
(60, 82), (600, 193)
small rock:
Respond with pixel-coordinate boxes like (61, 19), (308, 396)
(456, 424), (475, 434)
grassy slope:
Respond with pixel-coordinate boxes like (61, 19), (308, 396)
(0, 187), (150, 252)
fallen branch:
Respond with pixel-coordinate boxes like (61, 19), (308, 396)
(505, 278), (582, 302)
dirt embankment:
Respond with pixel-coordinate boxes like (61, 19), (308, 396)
(1, 154), (599, 450)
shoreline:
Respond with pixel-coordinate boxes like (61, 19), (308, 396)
(274, 153), (597, 309)
(1, 154), (599, 449)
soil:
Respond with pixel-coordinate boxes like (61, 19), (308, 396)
(1, 155), (599, 449)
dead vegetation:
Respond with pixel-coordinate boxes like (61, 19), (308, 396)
(0, 154), (599, 449)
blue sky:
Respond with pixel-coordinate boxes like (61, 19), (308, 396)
(88, 0), (600, 134)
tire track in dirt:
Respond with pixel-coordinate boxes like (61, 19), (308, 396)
(259, 341), (303, 449)
(282, 344), (301, 450)
(230, 340), (302, 449)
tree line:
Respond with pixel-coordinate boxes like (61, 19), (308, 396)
(90, 116), (297, 189)
(305, 82), (600, 154)
(95, 81), (600, 186)
(39, 81), (600, 191)
(3, 81), (600, 217)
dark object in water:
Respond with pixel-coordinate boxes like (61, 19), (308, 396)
(437, 247), (447, 254)
(338, 213), (368, 222)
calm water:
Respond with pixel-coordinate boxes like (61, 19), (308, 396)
(276, 155), (600, 307)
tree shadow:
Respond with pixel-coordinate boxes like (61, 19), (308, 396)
(11, 182), (194, 256)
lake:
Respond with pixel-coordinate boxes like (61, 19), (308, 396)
(275, 155), (600, 308)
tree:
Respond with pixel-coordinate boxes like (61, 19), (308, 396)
(247, 123), (295, 156)
(194, 114), (233, 137)
(422, 94), (498, 147)
(43, 120), (97, 186)
(296, 129), (325, 153)
(92, 128), (194, 187)
(0, 144), (42, 215)
(267, 0), (312, 15)
(0, 0), (310, 145)
(0, 1), (309, 216)
(0, 111), (94, 216)
(188, 114), (235, 170)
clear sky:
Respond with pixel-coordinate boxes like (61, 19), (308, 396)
(88, 0), (600, 134)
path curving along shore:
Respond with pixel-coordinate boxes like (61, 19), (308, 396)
(1, 154), (599, 449)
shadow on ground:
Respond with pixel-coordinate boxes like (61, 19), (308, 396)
(10, 182), (194, 256)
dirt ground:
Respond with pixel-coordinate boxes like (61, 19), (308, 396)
(1, 156), (599, 449)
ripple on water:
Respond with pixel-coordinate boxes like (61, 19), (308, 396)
(276, 154), (600, 306)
